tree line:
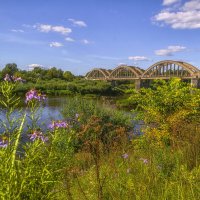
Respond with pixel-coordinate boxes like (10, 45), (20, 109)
(0, 63), (77, 82)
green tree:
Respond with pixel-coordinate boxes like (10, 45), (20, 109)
(2, 63), (18, 77)
(63, 71), (75, 81)
(129, 78), (200, 147)
(46, 67), (63, 79)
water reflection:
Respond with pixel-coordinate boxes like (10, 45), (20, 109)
(0, 97), (67, 132)
(0, 96), (143, 135)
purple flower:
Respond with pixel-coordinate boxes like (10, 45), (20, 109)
(4, 74), (25, 82)
(0, 137), (8, 148)
(29, 131), (48, 142)
(75, 113), (79, 119)
(122, 153), (129, 159)
(139, 158), (148, 164)
(4, 74), (11, 81)
(25, 89), (46, 103)
(13, 76), (24, 82)
(49, 120), (68, 130)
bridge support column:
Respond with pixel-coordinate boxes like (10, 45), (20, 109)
(191, 78), (200, 88)
(135, 79), (141, 90)
(111, 80), (117, 87)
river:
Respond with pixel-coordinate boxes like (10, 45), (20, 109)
(0, 96), (120, 132)
(0, 96), (143, 135)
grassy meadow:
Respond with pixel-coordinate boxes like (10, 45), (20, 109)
(0, 78), (200, 200)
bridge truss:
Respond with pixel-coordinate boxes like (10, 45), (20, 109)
(86, 60), (200, 81)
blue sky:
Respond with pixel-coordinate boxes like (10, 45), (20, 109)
(0, 0), (200, 75)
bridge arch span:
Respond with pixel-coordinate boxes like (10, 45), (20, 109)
(109, 65), (143, 79)
(142, 60), (200, 79)
(85, 68), (111, 80)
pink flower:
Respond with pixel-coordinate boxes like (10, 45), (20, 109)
(49, 120), (68, 129)
(4, 74), (11, 81)
(25, 89), (46, 103)
(0, 136), (8, 148)
(122, 153), (129, 159)
(139, 158), (148, 164)
(29, 131), (48, 142)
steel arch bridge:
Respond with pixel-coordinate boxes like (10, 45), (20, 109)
(86, 60), (200, 80)
(142, 60), (199, 79)
(85, 68), (111, 80)
(85, 60), (200, 89)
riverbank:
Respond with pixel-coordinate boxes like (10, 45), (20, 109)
(0, 78), (199, 199)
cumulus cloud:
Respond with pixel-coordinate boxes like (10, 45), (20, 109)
(28, 64), (43, 68)
(68, 18), (87, 27)
(163, 0), (180, 6)
(28, 64), (43, 70)
(49, 42), (63, 47)
(11, 29), (24, 33)
(65, 37), (75, 42)
(128, 56), (149, 61)
(154, 0), (200, 29)
(183, 0), (200, 10)
(81, 39), (90, 44)
(155, 45), (186, 56)
(35, 24), (72, 35)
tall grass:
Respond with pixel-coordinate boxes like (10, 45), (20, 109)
(0, 79), (199, 200)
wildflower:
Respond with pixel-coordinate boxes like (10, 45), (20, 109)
(75, 113), (79, 118)
(12, 76), (24, 82)
(122, 153), (129, 159)
(4, 74), (11, 81)
(49, 120), (68, 130)
(29, 131), (48, 142)
(0, 136), (8, 148)
(139, 158), (148, 164)
(25, 89), (46, 103)
(4, 74), (24, 82)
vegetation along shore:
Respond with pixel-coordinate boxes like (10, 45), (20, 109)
(0, 62), (199, 199)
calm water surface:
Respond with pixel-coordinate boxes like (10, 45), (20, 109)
(0, 96), (143, 134)
(0, 96), (118, 131)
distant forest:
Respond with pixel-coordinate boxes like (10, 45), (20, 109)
(0, 63), (132, 96)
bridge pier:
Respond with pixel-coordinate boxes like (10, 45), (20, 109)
(135, 79), (141, 90)
(141, 79), (151, 88)
(111, 80), (117, 87)
(191, 78), (200, 88)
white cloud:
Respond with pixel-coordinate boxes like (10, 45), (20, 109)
(49, 42), (63, 47)
(154, 0), (200, 29)
(155, 45), (186, 56)
(51, 26), (71, 34)
(128, 56), (149, 61)
(65, 37), (75, 42)
(81, 39), (90, 44)
(28, 64), (43, 70)
(183, 0), (200, 10)
(36, 24), (51, 32)
(28, 64), (43, 68)
(35, 24), (72, 35)
(163, 0), (180, 6)
(11, 29), (24, 33)
(68, 18), (87, 27)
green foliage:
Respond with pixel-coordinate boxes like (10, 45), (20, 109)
(0, 63), (129, 96)
(0, 78), (200, 199)
(62, 96), (132, 128)
(128, 78), (200, 166)
(129, 78), (200, 122)
(63, 71), (75, 81)
(2, 63), (18, 77)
